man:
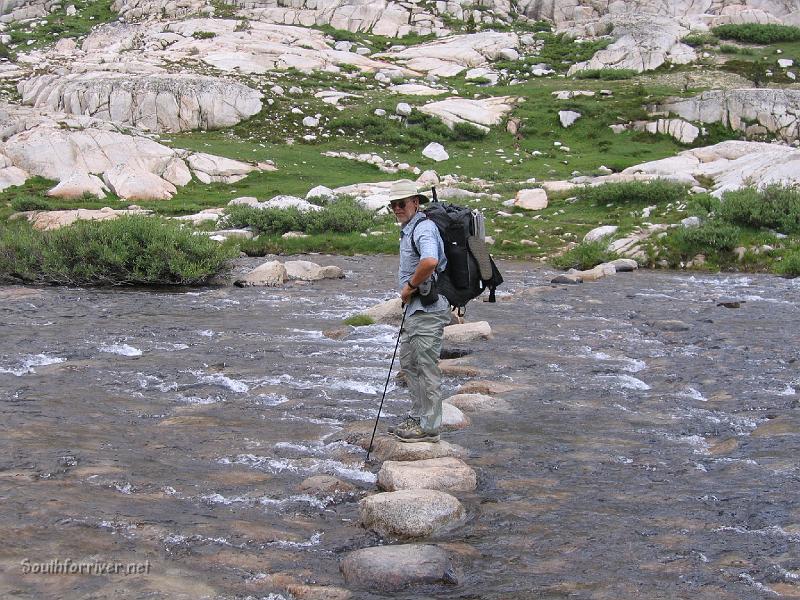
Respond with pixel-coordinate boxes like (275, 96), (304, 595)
(386, 179), (451, 443)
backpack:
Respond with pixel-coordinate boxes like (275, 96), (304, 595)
(409, 189), (503, 314)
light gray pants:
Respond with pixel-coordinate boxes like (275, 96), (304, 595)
(399, 308), (451, 434)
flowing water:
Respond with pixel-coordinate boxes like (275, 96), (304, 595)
(1, 256), (799, 599)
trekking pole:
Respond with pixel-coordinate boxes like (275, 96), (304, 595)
(366, 304), (408, 463)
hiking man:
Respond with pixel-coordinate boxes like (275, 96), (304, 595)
(386, 179), (451, 443)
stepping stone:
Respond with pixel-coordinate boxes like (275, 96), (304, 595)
(360, 489), (464, 537)
(445, 393), (512, 413)
(362, 436), (466, 462)
(442, 403), (470, 431)
(438, 359), (488, 377)
(456, 380), (517, 395)
(378, 457), (477, 492)
(285, 583), (352, 600)
(340, 544), (458, 591)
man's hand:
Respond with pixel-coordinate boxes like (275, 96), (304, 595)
(400, 282), (416, 305)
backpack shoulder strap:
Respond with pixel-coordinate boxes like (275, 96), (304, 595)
(407, 214), (428, 256)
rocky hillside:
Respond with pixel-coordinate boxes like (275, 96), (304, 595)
(0, 0), (799, 277)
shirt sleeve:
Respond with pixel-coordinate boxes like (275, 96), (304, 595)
(413, 220), (441, 261)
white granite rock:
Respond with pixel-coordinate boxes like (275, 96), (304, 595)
(102, 164), (176, 200)
(235, 260), (287, 287)
(514, 188), (548, 211)
(419, 96), (519, 132)
(559, 110), (581, 128)
(583, 225), (618, 242)
(360, 490), (464, 538)
(443, 321), (492, 343)
(377, 457), (477, 492)
(47, 172), (109, 199)
(422, 142), (449, 162)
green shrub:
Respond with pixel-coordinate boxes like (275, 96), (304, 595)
(716, 185), (800, 234)
(667, 220), (742, 256)
(344, 314), (376, 327)
(0, 216), (236, 285)
(775, 248), (800, 277)
(577, 180), (688, 207)
(223, 198), (379, 235)
(192, 31), (216, 39)
(719, 43), (739, 54)
(574, 68), (637, 80)
(712, 24), (800, 44)
(551, 240), (619, 271)
(11, 196), (52, 212)
(452, 121), (488, 140)
(681, 32), (719, 47)
(537, 33), (612, 72)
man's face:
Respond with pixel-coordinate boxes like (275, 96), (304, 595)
(390, 196), (419, 226)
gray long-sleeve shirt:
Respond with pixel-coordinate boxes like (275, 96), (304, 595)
(398, 211), (450, 314)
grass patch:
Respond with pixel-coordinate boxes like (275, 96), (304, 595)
(537, 33), (613, 73)
(574, 68), (637, 80)
(0, 216), (236, 285)
(681, 32), (719, 47)
(343, 314), (375, 326)
(6, 0), (115, 49)
(712, 24), (800, 44)
(576, 180), (689, 207)
(551, 240), (619, 270)
(223, 197), (387, 235)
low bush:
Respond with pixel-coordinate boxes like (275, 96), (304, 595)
(574, 68), (637, 80)
(681, 32), (719, 47)
(577, 180), (688, 207)
(775, 248), (800, 277)
(551, 240), (619, 271)
(223, 197), (380, 235)
(715, 185), (800, 234)
(537, 33), (613, 70)
(11, 196), (52, 212)
(0, 216), (237, 285)
(192, 31), (216, 39)
(712, 24), (800, 44)
(666, 220), (742, 257)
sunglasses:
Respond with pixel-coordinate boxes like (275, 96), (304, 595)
(390, 199), (415, 210)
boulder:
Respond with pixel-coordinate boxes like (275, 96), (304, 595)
(18, 73), (263, 133)
(389, 83), (448, 96)
(422, 142), (449, 162)
(514, 188), (548, 211)
(284, 260), (345, 281)
(551, 274), (583, 284)
(378, 457), (477, 492)
(567, 15), (695, 75)
(19, 207), (151, 231)
(172, 208), (225, 225)
(47, 172), (109, 199)
(443, 321), (492, 343)
(360, 490), (464, 537)
(607, 258), (639, 272)
(260, 195), (323, 212)
(362, 298), (404, 325)
(234, 261), (287, 287)
(441, 403), (470, 431)
(395, 102), (413, 116)
(583, 225), (618, 242)
(306, 185), (335, 201)
(658, 89), (800, 142)
(0, 166), (29, 192)
(559, 110), (581, 128)
(445, 393), (512, 413)
(102, 165), (177, 200)
(340, 544), (457, 591)
(419, 96), (519, 132)
(186, 152), (257, 184)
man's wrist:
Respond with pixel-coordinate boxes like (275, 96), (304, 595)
(406, 281), (418, 290)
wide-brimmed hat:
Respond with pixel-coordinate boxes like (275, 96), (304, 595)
(387, 179), (429, 204)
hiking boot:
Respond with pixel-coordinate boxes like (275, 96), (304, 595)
(387, 415), (416, 435)
(395, 421), (440, 444)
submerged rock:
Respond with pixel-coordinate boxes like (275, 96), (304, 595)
(298, 475), (356, 496)
(377, 457), (477, 492)
(360, 489), (465, 538)
(340, 544), (458, 591)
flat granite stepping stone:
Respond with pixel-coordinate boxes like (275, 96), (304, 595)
(340, 544), (458, 591)
(456, 380), (517, 396)
(438, 359), (490, 377)
(360, 489), (465, 537)
(445, 393), (512, 413)
(442, 402), (470, 431)
(378, 457), (477, 492)
(362, 436), (467, 462)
